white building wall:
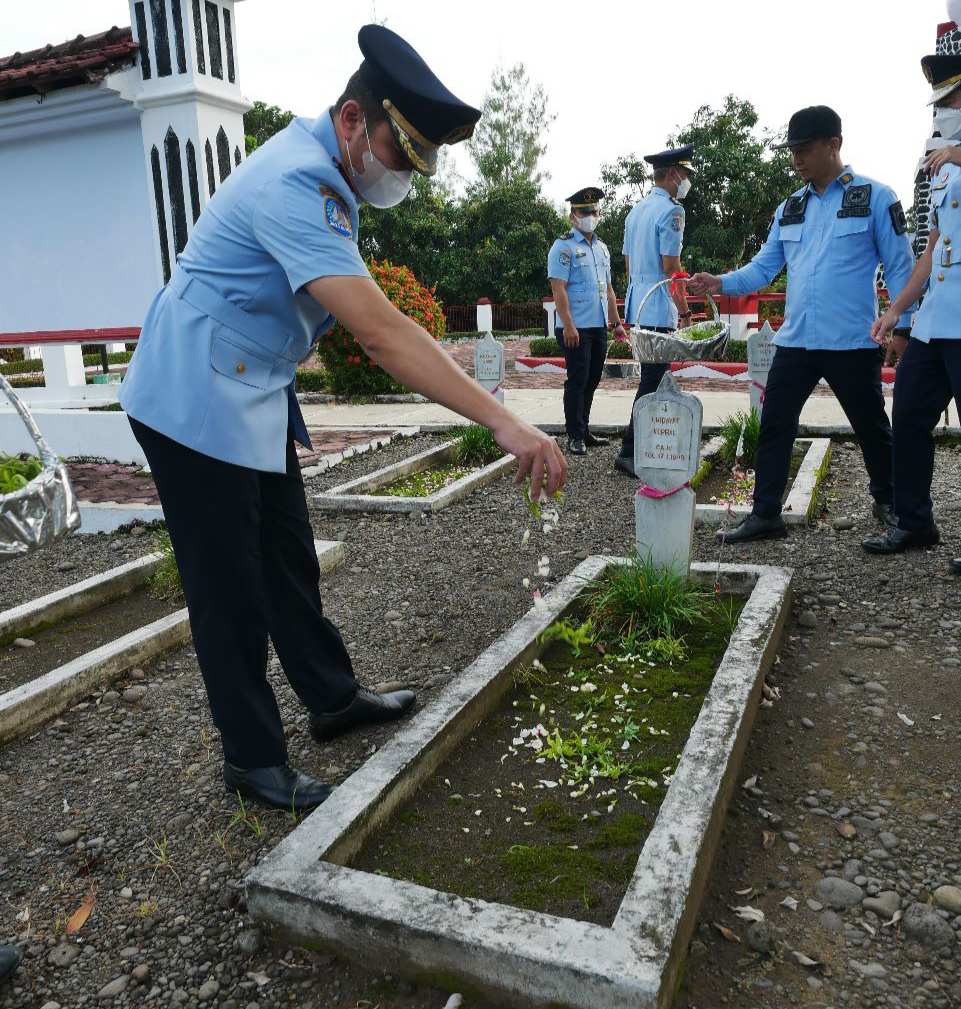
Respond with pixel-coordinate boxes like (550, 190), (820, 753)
(0, 89), (159, 330)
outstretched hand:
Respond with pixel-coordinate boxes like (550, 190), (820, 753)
(491, 417), (567, 501)
(688, 272), (723, 296)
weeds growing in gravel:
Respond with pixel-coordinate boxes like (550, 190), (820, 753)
(148, 531), (183, 602)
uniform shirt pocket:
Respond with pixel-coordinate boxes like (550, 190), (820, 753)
(210, 331), (274, 389)
(779, 224), (803, 243)
(834, 217), (871, 238)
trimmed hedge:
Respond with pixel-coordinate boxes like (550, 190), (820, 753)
(0, 350), (134, 377)
(295, 368), (327, 392)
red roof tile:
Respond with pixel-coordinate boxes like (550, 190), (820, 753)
(0, 26), (138, 102)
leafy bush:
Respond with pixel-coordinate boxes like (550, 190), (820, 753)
(607, 340), (633, 360)
(0, 351), (133, 377)
(453, 424), (502, 467)
(0, 454), (42, 494)
(721, 340), (748, 363)
(528, 336), (560, 357)
(584, 555), (712, 643)
(295, 368), (327, 393)
(718, 408), (761, 467)
(317, 260), (445, 397)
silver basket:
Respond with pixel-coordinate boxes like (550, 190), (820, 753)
(1, 372), (80, 561)
(628, 280), (731, 364)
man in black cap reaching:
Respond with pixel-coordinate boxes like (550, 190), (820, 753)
(119, 24), (568, 810)
(691, 106), (916, 543)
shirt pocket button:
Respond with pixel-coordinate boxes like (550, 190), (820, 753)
(236, 362), (246, 374)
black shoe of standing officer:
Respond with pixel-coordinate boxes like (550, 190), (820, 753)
(614, 453), (635, 477)
(861, 524), (941, 555)
(949, 557), (961, 576)
(716, 514), (788, 544)
(872, 500), (897, 527)
(567, 438), (587, 456)
(309, 687), (416, 743)
(0, 944), (20, 982)
(223, 763), (333, 811)
(584, 431), (609, 447)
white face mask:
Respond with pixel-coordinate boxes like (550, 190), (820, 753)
(933, 106), (961, 142)
(574, 214), (598, 233)
(675, 177), (692, 200)
(346, 118), (414, 208)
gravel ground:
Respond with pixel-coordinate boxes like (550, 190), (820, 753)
(2, 436), (961, 1009)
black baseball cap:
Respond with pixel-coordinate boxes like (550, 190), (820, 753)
(773, 106), (843, 150)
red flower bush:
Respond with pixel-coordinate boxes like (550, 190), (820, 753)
(317, 260), (446, 397)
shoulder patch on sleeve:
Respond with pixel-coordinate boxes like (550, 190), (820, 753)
(888, 200), (908, 236)
(320, 185), (353, 239)
(671, 213), (683, 232)
(559, 248), (572, 267)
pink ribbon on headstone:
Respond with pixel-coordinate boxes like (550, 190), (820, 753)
(636, 480), (691, 500)
(489, 384), (501, 396)
(751, 379), (766, 404)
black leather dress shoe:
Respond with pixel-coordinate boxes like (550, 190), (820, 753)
(614, 453), (635, 477)
(584, 431), (610, 447)
(716, 514), (788, 544)
(223, 763), (332, 811)
(309, 687), (416, 743)
(567, 438), (587, 456)
(862, 524), (941, 555)
(872, 500), (897, 527)
(949, 558), (961, 575)
(0, 945), (20, 982)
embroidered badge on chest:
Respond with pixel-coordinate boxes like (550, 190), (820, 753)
(838, 183), (872, 219)
(780, 192), (809, 226)
(320, 185), (353, 239)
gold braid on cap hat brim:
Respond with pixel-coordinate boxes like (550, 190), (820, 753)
(383, 99), (435, 175)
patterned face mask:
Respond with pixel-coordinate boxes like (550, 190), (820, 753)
(347, 118), (414, 208)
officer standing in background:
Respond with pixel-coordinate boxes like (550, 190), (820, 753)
(864, 54), (961, 564)
(615, 146), (694, 476)
(548, 187), (628, 455)
(691, 106), (916, 543)
(119, 25), (567, 811)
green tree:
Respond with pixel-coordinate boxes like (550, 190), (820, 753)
(467, 64), (555, 188)
(444, 178), (567, 303)
(244, 100), (296, 154)
(666, 95), (797, 274)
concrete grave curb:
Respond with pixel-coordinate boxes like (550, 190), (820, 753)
(299, 428), (419, 479)
(246, 557), (792, 1009)
(0, 540), (345, 746)
(77, 502), (165, 534)
(313, 440), (515, 514)
(0, 551), (163, 647)
(694, 438), (832, 527)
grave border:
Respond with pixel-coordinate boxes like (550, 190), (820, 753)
(0, 551), (162, 646)
(246, 557), (792, 1009)
(694, 437), (832, 527)
(313, 441), (515, 514)
(0, 540), (345, 745)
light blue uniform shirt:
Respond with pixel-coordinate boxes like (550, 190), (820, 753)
(720, 167), (915, 350)
(120, 110), (370, 473)
(912, 162), (961, 342)
(547, 229), (611, 329)
(622, 187), (685, 328)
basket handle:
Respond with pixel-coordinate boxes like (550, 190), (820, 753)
(631, 279), (720, 328)
(0, 372), (60, 471)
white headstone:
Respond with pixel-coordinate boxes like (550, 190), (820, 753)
(632, 371), (702, 576)
(474, 332), (505, 403)
(746, 321), (776, 413)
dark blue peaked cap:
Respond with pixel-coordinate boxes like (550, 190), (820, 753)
(357, 24), (481, 176)
(644, 144), (696, 171)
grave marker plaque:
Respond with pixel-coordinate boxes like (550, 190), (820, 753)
(632, 371), (702, 575)
(474, 332), (505, 403)
(746, 321), (776, 413)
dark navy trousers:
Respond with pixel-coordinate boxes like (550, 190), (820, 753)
(752, 346), (893, 519)
(892, 337), (961, 531)
(556, 327), (608, 440)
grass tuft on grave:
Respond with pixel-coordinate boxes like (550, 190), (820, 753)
(353, 556), (742, 925)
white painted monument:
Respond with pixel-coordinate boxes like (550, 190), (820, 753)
(474, 332), (505, 403)
(747, 321), (776, 414)
(633, 371), (702, 576)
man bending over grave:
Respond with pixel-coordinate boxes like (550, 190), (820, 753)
(119, 25), (567, 811)
(690, 106), (916, 543)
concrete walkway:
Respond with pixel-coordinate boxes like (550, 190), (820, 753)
(301, 386), (905, 430)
